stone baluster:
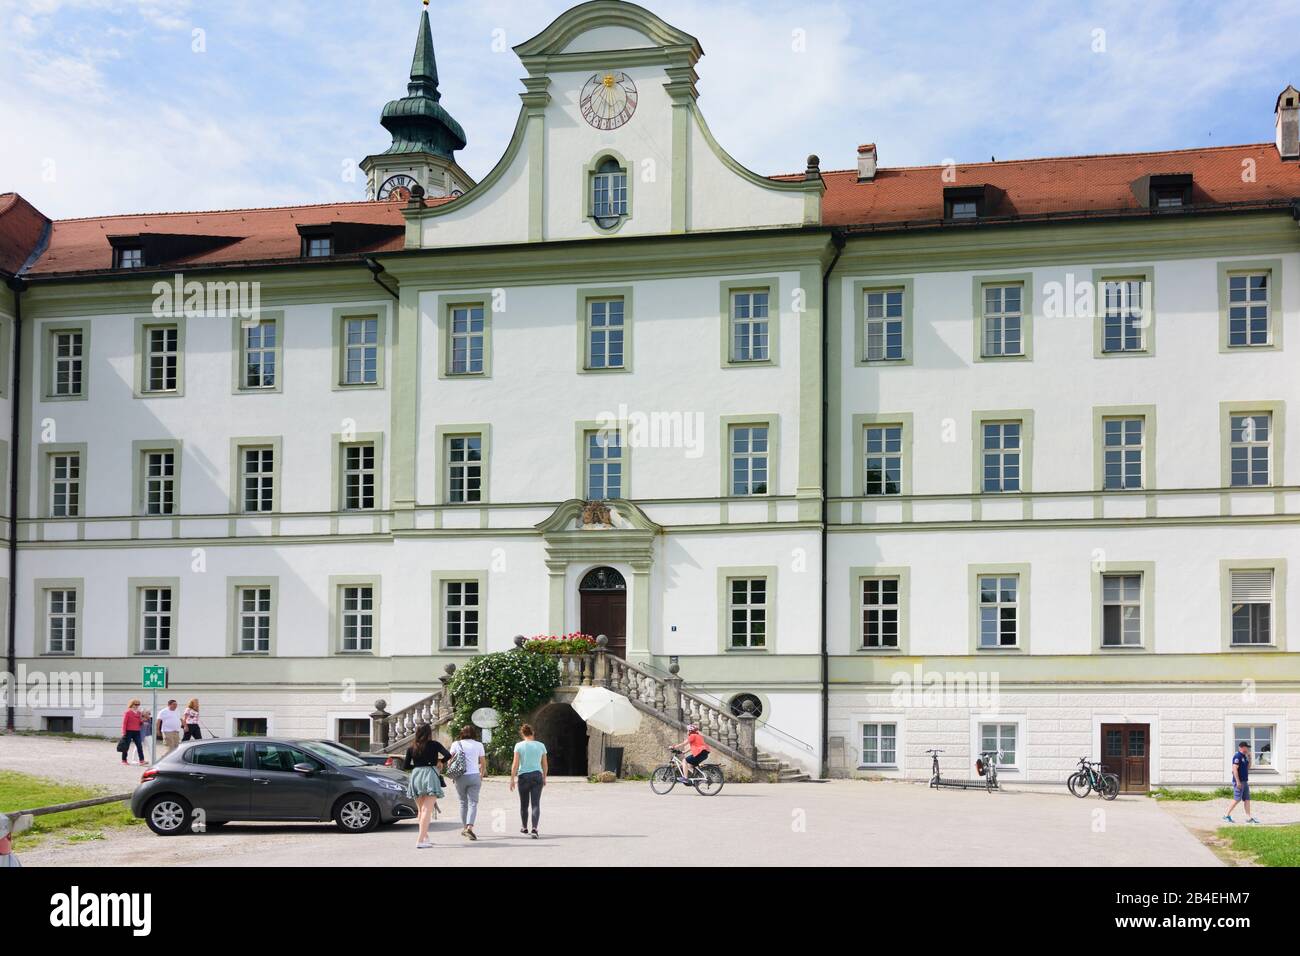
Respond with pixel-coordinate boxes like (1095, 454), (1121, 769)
(370, 699), (390, 753)
(665, 664), (683, 725)
(594, 635), (609, 687)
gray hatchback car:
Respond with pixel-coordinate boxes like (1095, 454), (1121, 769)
(131, 737), (416, 835)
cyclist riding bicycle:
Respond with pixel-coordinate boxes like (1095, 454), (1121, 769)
(674, 724), (710, 781)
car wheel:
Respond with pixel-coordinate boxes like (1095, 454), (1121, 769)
(334, 795), (381, 833)
(145, 795), (193, 836)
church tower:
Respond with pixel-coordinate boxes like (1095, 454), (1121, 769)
(361, 3), (474, 200)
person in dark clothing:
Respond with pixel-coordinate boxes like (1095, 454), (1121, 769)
(403, 723), (452, 848)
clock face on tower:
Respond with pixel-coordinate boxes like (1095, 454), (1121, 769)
(580, 72), (638, 130)
(377, 174), (418, 201)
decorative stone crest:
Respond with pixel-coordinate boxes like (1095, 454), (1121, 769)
(579, 500), (614, 528)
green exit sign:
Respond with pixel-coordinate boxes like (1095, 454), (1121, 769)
(142, 666), (168, 689)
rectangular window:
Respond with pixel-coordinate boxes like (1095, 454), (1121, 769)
(1230, 414), (1271, 487)
(980, 723), (1018, 765)
(862, 578), (899, 649)
(337, 718), (370, 753)
(449, 305), (485, 374)
(242, 320), (278, 388)
(234, 717), (268, 737)
(1103, 417), (1144, 490)
(46, 589), (77, 654)
(139, 586), (173, 653)
(446, 435), (482, 504)
(339, 585), (375, 652)
(142, 450), (176, 515)
(1101, 573), (1143, 646)
(978, 575), (1019, 648)
(49, 453), (81, 518)
(443, 581), (480, 649)
(728, 578), (767, 649)
(587, 298), (625, 369)
(237, 587), (272, 653)
(51, 330), (84, 396)
(144, 326), (179, 392)
(729, 425), (769, 496)
(861, 722), (897, 766)
(730, 290), (770, 363)
(982, 284), (1023, 357)
(1226, 273), (1270, 347)
(117, 247), (143, 269)
(864, 424), (903, 496)
(341, 443), (377, 510)
(591, 167), (628, 219)
(341, 317), (379, 385)
(1234, 725), (1274, 768)
(863, 289), (905, 361)
(950, 200), (978, 220)
(1230, 570), (1274, 646)
(981, 422), (1021, 492)
(241, 446), (274, 513)
(306, 237), (333, 257)
(1102, 280), (1146, 352)
(585, 430), (622, 500)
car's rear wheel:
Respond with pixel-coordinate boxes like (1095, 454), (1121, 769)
(145, 795), (193, 836)
(334, 795), (380, 833)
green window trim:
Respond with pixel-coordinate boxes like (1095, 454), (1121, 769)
(434, 424), (491, 505)
(331, 306), (387, 390)
(850, 566), (910, 654)
(719, 414), (780, 498)
(1091, 405), (1157, 492)
(1091, 266), (1156, 358)
(1217, 259), (1283, 353)
(1219, 401), (1285, 488)
(431, 570), (488, 653)
(576, 286), (634, 373)
(850, 413), (913, 498)
(34, 578), (84, 657)
(968, 563), (1031, 654)
(1090, 561), (1156, 652)
(1220, 559), (1287, 652)
(583, 149), (634, 235)
(38, 442), (87, 519)
(575, 420), (629, 501)
(127, 577), (180, 657)
(971, 409), (1034, 495)
(853, 278), (914, 367)
(40, 321), (91, 402)
(436, 293), (493, 379)
(131, 439), (182, 518)
(331, 432), (385, 512)
(229, 437), (283, 515)
(971, 272), (1033, 362)
(225, 577), (278, 656)
(719, 277), (781, 368)
(132, 315), (187, 398)
(329, 575), (381, 656)
(716, 565), (777, 654)
(231, 310), (285, 394)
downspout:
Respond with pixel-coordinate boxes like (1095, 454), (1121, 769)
(819, 230), (845, 778)
(363, 257), (400, 301)
(5, 275), (22, 731)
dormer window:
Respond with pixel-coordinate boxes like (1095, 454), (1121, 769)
(1133, 173), (1192, 210)
(306, 236), (334, 257)
(1153, 188), (1185, 208)
(943, 185), (999, 221)
(950, 200), (978, 220)
(116, 247), (143, 269)
(590, 157), (628, 229)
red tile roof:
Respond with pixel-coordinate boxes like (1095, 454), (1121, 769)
(0, 192), (51, 276)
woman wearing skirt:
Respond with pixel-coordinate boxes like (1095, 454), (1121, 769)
(403, 723), (451, 848)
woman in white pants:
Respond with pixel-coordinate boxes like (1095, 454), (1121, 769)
(449, 725), (488, 841)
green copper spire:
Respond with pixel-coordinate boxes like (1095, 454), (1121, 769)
(379, 8), (466, 158)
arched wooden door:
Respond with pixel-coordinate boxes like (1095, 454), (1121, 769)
(579, 567), (627, 659)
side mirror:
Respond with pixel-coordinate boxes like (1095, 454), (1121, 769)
(292, 762), (316, 775)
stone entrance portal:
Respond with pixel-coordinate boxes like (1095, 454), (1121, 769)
(531, 702), (589, 776)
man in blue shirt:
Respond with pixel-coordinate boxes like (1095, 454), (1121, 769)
(1223, 741), (1260, 824)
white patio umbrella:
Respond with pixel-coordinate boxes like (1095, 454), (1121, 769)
(571, 686), (642, 735)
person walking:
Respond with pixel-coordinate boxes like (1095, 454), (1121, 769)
(1224, 740), (1261, 824)
(182, 699), (202, 741)
(509, 723), (548, 839)
(403, 724), (451, 849)
(448, 725), (487, 841)
(119, 700), (145, 765)
(157, 700), (183, 755)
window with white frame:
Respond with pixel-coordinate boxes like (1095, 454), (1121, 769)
(1101, 279), (1146, 352)
(139, 586), (172, 653)
(1227, 273), (1270, 347)
(116, 247), (143, 270)
(341, 316), (379, 385)
(1234, 724), (1274, 768)
(728, 578), (767, 649)
(448, 305), (485, 374)
(978, 575), (1019, 648)
(585, 429), (622, 500)
(46, 589), (77, 654)
(446, 435), (482, 504)
(861, 722), (897, 766)
(1230, 570), (1274, 646)
(339, 585), (375, 652)
(862, 578), (899, 649)
(591, 158), (628, 226)
(1103, 417), (1144, 490)
(242, 320), (278, 388)
(1230, 413), (1271, 487)
(306, 236), (333, 258)
(237, 587), (272, 653)
(443, 581), (479, 649)
(729, 425), (769, 496)
(864, 424), (902, 496)
(142, 450), (176, 515)
(51, 330), (84, 396)
(981, 421), (1021, 492)
(587, 298), (625, 369)
(730, 290), (770, 362)
(241, 446), (274, 513)
(144, 325), (179, 392)
(982, 284), (1023, 356)
(980, 722), (1017, 765)
(341, 443), (376, 510)
(49, 453), (80, 518)
(863, 288), (905, 361)
(1101, 573), (1142, 646)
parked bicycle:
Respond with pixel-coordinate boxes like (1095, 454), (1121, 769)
(927, 748), (1002, 793)
(650, 748), (724, 796)
(1067, 757), (1120, 800)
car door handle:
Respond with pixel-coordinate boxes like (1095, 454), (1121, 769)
(188, 773), (207, 781)
(253, 777), (271, 785)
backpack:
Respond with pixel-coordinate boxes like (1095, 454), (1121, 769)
(444, 744), (468, 780)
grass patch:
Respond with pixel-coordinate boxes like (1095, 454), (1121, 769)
(1216, 824), (1300, 867)
(9, 729), (113, 742)
(1153, 782), (1300, 803)
(0, 770), (139, 850)
(1150, 787), (1216, 802)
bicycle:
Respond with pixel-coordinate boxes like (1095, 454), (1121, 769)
(1067, 757), (1120, 800)
(927, 748), (1002, 793)
(650, 748), (724, 796)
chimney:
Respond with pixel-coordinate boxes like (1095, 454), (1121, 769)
(857, 143), (877, 181)
(1277, 85), (1299, 160)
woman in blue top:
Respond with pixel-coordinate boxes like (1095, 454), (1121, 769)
(509, 723), (548, 839)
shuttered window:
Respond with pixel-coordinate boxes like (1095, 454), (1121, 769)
(1230, 570), (1274, 646)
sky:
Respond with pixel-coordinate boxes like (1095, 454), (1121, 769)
(2, 0), (1299, 220)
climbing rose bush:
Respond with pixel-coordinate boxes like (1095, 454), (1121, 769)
(448, 651), (561, 769)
